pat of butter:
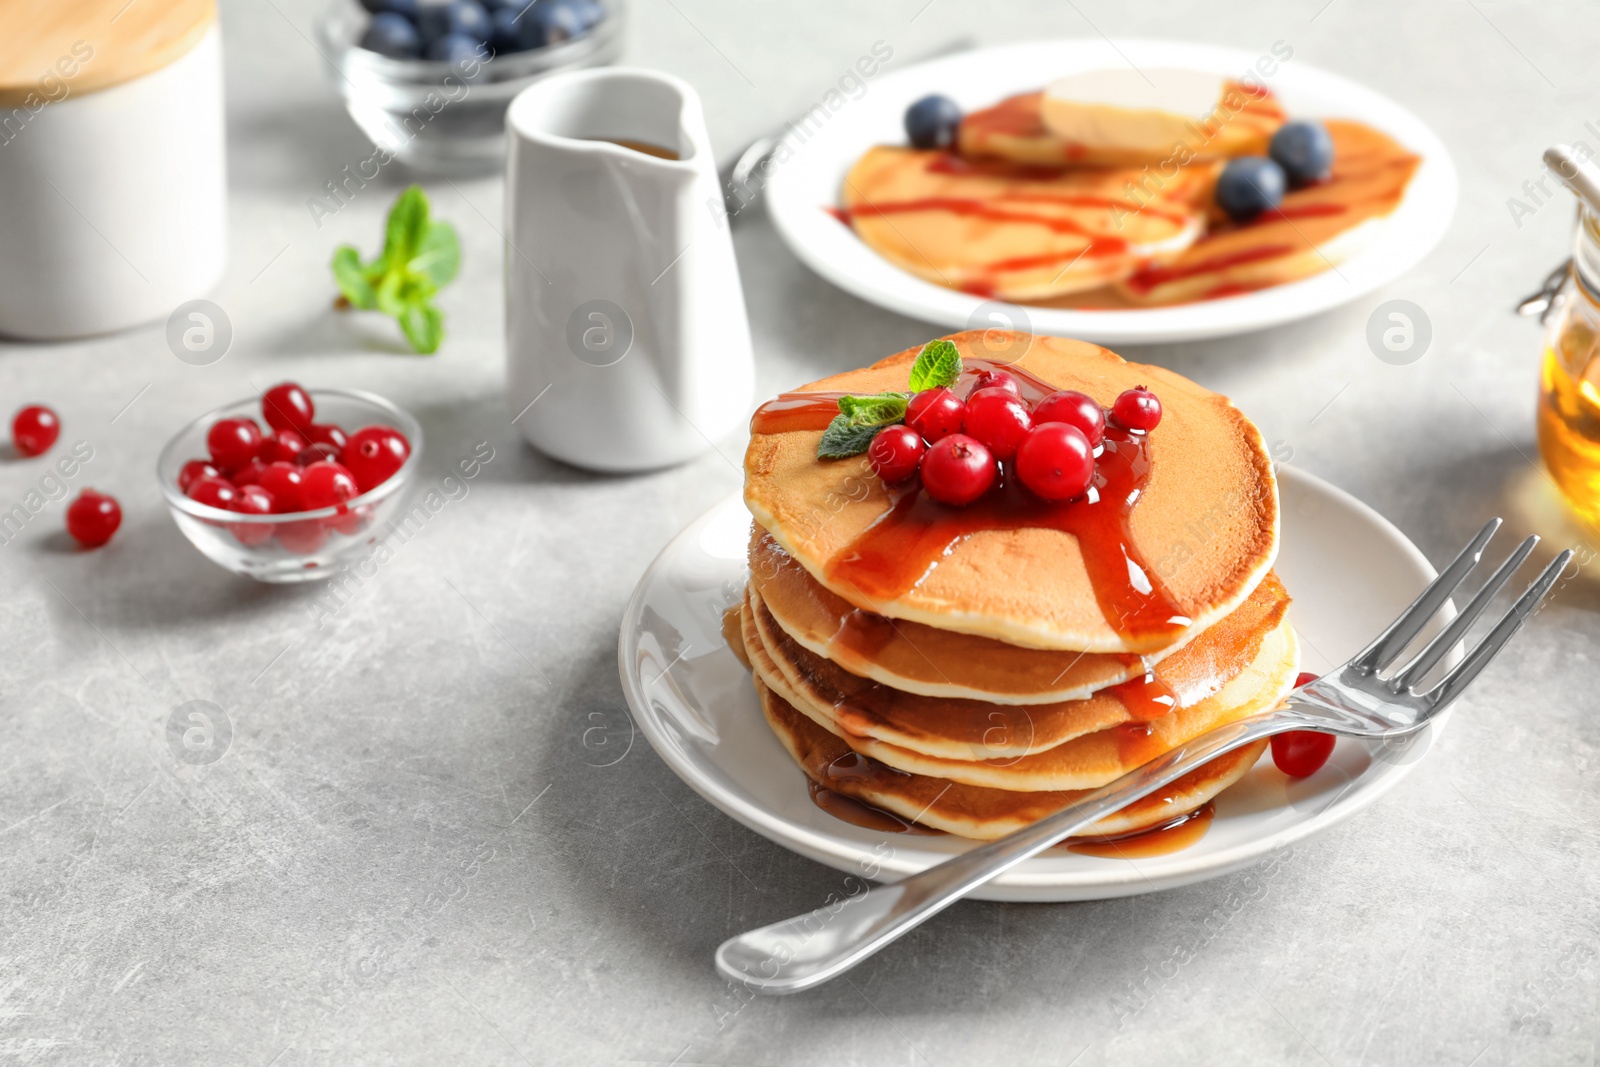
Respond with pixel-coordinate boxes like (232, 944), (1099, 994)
(1040, 69), (1227, 153)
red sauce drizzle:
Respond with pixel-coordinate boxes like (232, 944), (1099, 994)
(755, 358), (1189, 644)
(1122, 244), (1295, 295)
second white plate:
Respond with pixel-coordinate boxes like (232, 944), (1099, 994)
(764, 38), (1457, 346)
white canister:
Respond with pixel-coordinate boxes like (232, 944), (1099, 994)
(0, 0), (227, 340)
(504, 68), (754, 472)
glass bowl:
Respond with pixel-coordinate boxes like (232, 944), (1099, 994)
(158, 389), (424, 584)
(315, 0), (626, 175)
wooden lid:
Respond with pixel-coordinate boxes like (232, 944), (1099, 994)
(0, 0), (215, 107)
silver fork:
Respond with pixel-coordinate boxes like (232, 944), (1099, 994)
(716, 519), (1572, 994)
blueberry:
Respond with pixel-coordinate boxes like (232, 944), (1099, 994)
(488, 7), (525, 53)
(425, 31), (484, 64)
(413, 0), (452, 42)
(1269, 120), (1335, 188)
(904, 95), (962, 150)
(359, 12), (422, 58)
(521, 0), (585, 47)
(1214, 157), (1287, 221)
(442, 0), (491, 41)
(569, 0), (604, 33)
(363, 0), (418, 14)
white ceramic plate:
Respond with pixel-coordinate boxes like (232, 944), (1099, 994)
(618, 466), (1449, 902)
(764, 39), (1458, 346)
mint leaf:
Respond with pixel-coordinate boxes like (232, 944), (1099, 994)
(817, 415), (882, 459)
(332, 245), (377, 309)
(399, 303), (445, 355)
(410, 220), (460, 289)
(908, 339), (961, 392)
(332, 186), (459, 355)
(381, 186), (430, 274)
(836, 392), (908, 425)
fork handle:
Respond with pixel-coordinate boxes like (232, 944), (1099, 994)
(716, 710), (1303, 994)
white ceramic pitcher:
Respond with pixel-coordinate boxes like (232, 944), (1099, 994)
(504, 68), (753, 472)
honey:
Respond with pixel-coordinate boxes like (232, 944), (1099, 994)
(1536, 208), (1600, 526)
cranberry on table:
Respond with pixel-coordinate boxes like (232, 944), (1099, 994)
(340, 424), (411, 492)
(305, 424), (350, 451)
(177, 459), (220, 494)
(207, 417), (263, 471)
(259, 427), (308, 464)
(299, 461), (359, 510)
(972, 369), (1019, 396)
(1033, 390), (1106, 447)
(295, 442), (343, 467)
(961, 386), (1032, 462)
(261, 382), (315, 432)
(257, 462), (305, 513)
(1110, 386), (1162, 433)
(867, 425), (925, 484)
(65, 489), (121, 548)
(230, 484), (277, 547)
(12, 405), (60, 457)
(906, 387), (964, 443)
(919, 433), (995, 506)
(1016, 422), (1094, 501)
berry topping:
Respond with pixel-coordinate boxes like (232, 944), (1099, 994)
(972, 369), (1020, 395)
(65, 489), (121, 548)
(261, 382), (315, 432)
(1110, 386), (1162, 433)
(257, 462), (305, 512)
(1269, 121), (1335, 188)
(295, 442), (343, 467)
(906, 387), (965, 443)
(1271, 730), (1336, 778)
(904, 94), (963, 150)
(186, 476), (239, 511)
(1016, 423), (1094, 501)
(12, 405), (60, 457)
(339, 425), (411, 492)
(259, 427), (308, 464)
(1214, 156), (1286, 222)
(229, 485), (277, 547)
(207, 417), (263, 472)
(867, 425), (926, 484)
(305, 423), (350, 451)
(1032, 390), (1105, 447)
(961, 386), (1032, 462)
(919, 434), (995, 506)
(299, 461), (360, 510)
(177, 459), (220, 494)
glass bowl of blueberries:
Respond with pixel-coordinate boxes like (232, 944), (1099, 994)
(317, 0), (623, 174)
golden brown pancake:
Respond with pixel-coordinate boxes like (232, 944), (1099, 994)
(742, 587), (1296, 791)
(839, 145), (1206, 299)
(757, 678), (1270, 840)
(1100, 120), (1423, 306)
(743, 332), (1279, 654)
(958, 82), (1287, 169)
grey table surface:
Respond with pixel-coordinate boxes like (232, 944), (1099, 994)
(4, 0), (1599, 1064)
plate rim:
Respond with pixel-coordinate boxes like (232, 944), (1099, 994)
(763, 37), (1460, 346)
(618, 465), (1444, 900)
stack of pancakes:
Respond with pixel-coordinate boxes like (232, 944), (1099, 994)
(733, 332), (1298, 842)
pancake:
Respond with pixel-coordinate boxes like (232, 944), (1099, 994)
(752, 522), (1289, 702)
(838, 145), (1206, 299)
(756, 678), (1270, 841)
(958, 81), (1287, 169)
(1103, 120), (1422, 306)
(743, 332), (1279, 655)
(743, 588), (1297, 791)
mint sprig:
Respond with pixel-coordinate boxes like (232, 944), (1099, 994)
(815, 340), (964, 460)
(332, 185), (460, 355)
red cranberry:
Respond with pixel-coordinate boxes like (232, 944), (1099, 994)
(1110, 386), (1162, 432)
(329, 506), (369, 536)
(295, 442), (342, 467)
(230, 459), (267, 487)
(1016, 423), (1094, 501)
(1271, 730), (1336, 778)
(277, 519), (329, 555)
(867, 425), (925, 484)
(919, 434), (995, 506)
(12, 405), (60, 457)
(972, 370), (1019, 395)
(961, 386), (1032, 461)
(339, 425), (411, 493)
(905, 388), (964, 443)
(305, 424), (349, 451)
(1295, 672), (1321, 688)
(299, 461), (359, 510)
(187, 476), (239, 512)
(258, 427), (308, 464)
(177, 459), (220, 494)
(1033, 390), (1105, 447)
(261, 382), (315, 432)
(207, 417), (262, 472)
(65, 489), (121, 548)
(257, 462), (305, 513)
(230, 484), (276, 547)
